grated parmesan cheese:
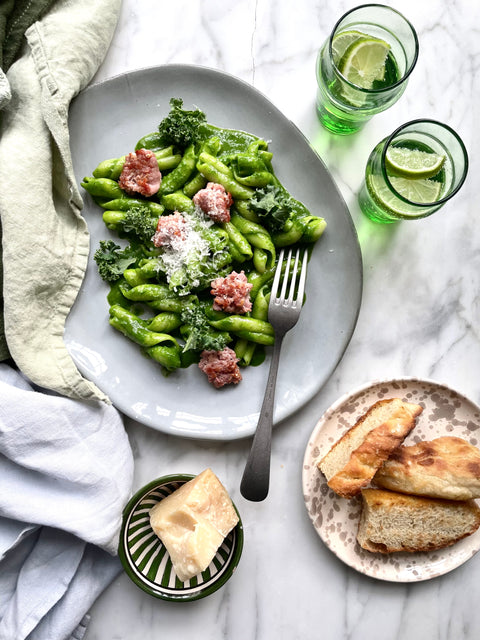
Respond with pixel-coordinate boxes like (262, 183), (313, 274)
(157, 206), (217, 292)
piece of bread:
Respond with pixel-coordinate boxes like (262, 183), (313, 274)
(317, 398), (423, 498)
(357, 488), (480, 553)
(373, 436), (480, 500)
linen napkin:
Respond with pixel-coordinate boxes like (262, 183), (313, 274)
(0, 1), (138, 639)
(0, 363), (134, 640)
(0, 0), (122, 401)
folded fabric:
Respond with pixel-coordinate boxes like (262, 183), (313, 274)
(0, 526), (122, 640)
(0, 2), (136, 638)
(0, 69), (10, 109)
(0, 363), (134, 639)
(0, 0), (58, 71)
(0, 364), (133, 551)
(0, 0), (122, 401)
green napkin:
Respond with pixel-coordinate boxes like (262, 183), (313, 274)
(0, 0), (122, 400)
(1, 0), (58, 71)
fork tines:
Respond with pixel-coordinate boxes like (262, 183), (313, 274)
(272, 247), (309, 308)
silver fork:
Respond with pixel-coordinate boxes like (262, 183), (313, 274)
(240, 246), (309, 502)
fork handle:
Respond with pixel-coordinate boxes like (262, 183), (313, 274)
(240, 333), (285, 502)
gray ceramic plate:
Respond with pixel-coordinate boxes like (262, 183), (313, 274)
(66, 64), (362, 440)
(303, 378), (480, 582)
(118, 474), (243, 601)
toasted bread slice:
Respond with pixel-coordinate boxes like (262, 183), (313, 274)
(373, 436), (480, 500)
(317, 398), (423, 498)
(357, 488), (480, 553)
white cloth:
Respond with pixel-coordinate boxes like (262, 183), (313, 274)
(0, 364), (134, 640)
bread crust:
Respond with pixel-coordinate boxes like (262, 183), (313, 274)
(357, 488), (480, 553)
(374, 436), (480, 500)
(318, 398), (423, 499)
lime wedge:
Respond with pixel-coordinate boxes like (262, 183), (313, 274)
(367, 174), (443, 217)
(338, 37), (391, 89)
(331, 30), (367, 65)
(390, 176), (443, 203)
(367, 175), (418, 216)
(386, 146), (446, 179)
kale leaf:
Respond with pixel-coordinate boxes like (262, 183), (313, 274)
(249, 184), (293, 233)
(158, 98), (207, 150)
(118, 206), (158, 244)
(94, 240), (144, 282)
(180, 304), (230, 352)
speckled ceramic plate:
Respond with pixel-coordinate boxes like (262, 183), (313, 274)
(302, 378), (480, 582)
(118, 474), (243, 601)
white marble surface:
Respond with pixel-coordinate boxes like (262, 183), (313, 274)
(84, 1), (479, 638)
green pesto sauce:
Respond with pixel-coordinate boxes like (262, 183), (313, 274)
(135, 124), (259, 157)
(197, 123), (259, 155)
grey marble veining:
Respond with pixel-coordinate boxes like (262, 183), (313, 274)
(84, 1), (479, 638)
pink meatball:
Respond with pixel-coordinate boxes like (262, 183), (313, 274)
(198, 347), (242, 388)
(119, 148), (161, 197)
(193, 182), (233, 222)
(211, 270), (253, 314)
(152, 212), (187, 247)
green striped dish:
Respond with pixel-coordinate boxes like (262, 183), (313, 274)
(118, 474), (244, 601)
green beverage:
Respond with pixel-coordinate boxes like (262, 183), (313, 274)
(359, 119), (469, 223)
(316, 5), (418, 135)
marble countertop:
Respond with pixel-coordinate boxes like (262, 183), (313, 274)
(84, 1), (479, 638)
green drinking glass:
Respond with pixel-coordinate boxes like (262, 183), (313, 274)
(316, 4), (419, 135)
(358, 119), (469, 223)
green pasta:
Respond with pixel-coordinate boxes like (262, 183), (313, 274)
(196, 152), (255, 199)
(81, 177), (124, 200)
(160, 191), (194, 214)
(234, 284), (270, 366)
(159, 144), (197, 195)
(148, 312), (182, 333)
(100, 198), (164, 216)
(83, 98), (326, 387)
(92, 147), (182, 179)
(221, 221), (254, 262)
(230, 210), (276, 272)
(144, 344), (182, 371)
(109, 305), (179, 348)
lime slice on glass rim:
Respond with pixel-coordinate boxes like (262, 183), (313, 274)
(367, 174), (443, 217)
(385, 146), (446, 179)
(338, 36), (391, 88)
(331, 30), (367, 65)
(337, 36), (390, 107)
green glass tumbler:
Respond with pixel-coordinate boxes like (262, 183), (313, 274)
(316, 4), (419, 135)
(358, 119), (469, 223)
